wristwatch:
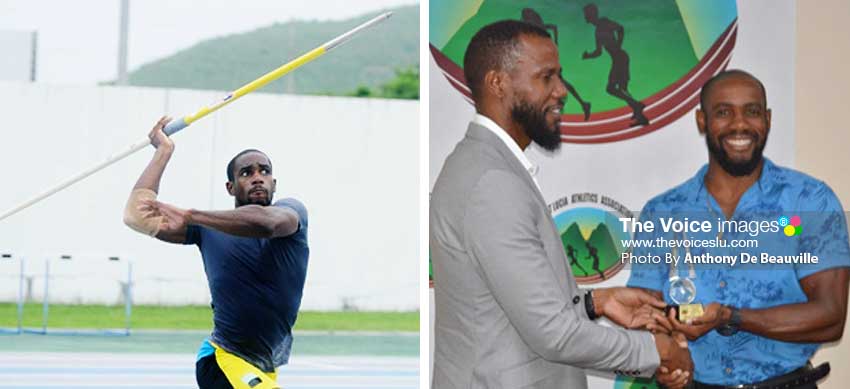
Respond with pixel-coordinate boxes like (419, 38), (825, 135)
(585, 290), (599, 320)
(716, 305), (741, 336)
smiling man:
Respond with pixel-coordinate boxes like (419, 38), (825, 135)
(430, 20), (692, 389)
(123, 117), (309, 389)
(628, 69), (850, 388)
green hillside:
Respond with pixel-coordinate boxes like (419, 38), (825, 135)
(561, 223), (586, 256)
(560, 222), (620, 276)
(123, 5), (418, 96)
(586, 223), (619, 271)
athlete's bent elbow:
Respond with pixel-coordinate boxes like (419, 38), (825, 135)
(123, 188), (161, 237)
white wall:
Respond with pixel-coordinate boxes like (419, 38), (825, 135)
(796, 0), (850, 386)
(0, 82), (419, 311)
(0, 30), (35, 82)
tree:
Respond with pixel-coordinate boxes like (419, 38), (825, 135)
(349, 85), (373, 97)
(379, 67), (419, 99)
(346, 66), (419, 100)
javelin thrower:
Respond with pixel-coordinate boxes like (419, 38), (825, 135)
(126, 116), (305, 388)
(119, 13), (390, 389)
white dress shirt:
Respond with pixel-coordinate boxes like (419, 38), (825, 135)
(472, 113), (542, 194)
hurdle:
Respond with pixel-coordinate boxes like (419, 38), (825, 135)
(0, 253), (133, 336)
(0, 253), (24, 335)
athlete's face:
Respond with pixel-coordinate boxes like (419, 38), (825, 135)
(507, 34), (567, 151)
(697, 75), (771, 177)
(227, 152), (276, 207)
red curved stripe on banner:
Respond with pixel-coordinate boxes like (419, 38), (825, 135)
(574, 261), (626, 284)
(565, 89), (701, 143)
(431, 19), (738, 144)
(430, 45), (471, 98)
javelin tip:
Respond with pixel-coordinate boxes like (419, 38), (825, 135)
(323, 10), (394, 51)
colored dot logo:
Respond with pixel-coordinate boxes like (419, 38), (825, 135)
(780, 215), (801, 236)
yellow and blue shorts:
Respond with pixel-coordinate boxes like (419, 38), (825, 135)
(195, 339), (280, 389)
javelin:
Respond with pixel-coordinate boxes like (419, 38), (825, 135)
(0, 11), (392, 222)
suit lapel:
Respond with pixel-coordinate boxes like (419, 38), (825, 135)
(465, 124), (575, 292)
(465, 124), (548, 210)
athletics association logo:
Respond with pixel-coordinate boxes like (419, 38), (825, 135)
(430, 0), (738, 143)
(548, 193), (632, 284)
(778, 215), (802, 237)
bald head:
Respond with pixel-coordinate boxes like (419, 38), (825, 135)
(700, 69), (767, 111)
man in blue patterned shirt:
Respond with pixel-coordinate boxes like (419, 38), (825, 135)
(627, 70), (850, 388)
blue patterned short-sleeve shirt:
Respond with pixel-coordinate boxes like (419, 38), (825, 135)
(627, 158), (850, 385)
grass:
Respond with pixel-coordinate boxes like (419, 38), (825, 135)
(0, 303), (418, 332)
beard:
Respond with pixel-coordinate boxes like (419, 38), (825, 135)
(511, 99), (562, 151)
(705, 124), (767, 177)
(241, 198), (271, 206)
(237, 188), (272, 207)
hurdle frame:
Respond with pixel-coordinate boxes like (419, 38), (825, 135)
(0, 253), (133, 336)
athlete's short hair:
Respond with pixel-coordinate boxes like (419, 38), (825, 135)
(227, 149), (271, 181)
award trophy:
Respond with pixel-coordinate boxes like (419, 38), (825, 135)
(667, 232), (704, 322)
(668, 276), (704, 322)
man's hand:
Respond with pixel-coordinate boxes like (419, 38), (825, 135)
(582, 51), (591, 59)
(148, 116), (174, 153)
(654, 332), (693, 388)
(670, 302), (730, 341)
(140, 199), (189, 236)
(656, 366), (690, 389)
(633, 304), (675, 334)
(594, 287), (672, 332)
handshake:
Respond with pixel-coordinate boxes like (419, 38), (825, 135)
(593, 287), (702, 389)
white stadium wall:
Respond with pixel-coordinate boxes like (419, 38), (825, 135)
(0, 30), (36, 82)
(0, 82), (419, 311)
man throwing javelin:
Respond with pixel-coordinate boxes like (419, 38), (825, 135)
(123, 116), (309, 389)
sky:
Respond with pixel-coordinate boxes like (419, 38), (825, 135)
(0, 0), (418, 85)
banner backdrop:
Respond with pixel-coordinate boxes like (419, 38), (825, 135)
(429, 0), (795, 387)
